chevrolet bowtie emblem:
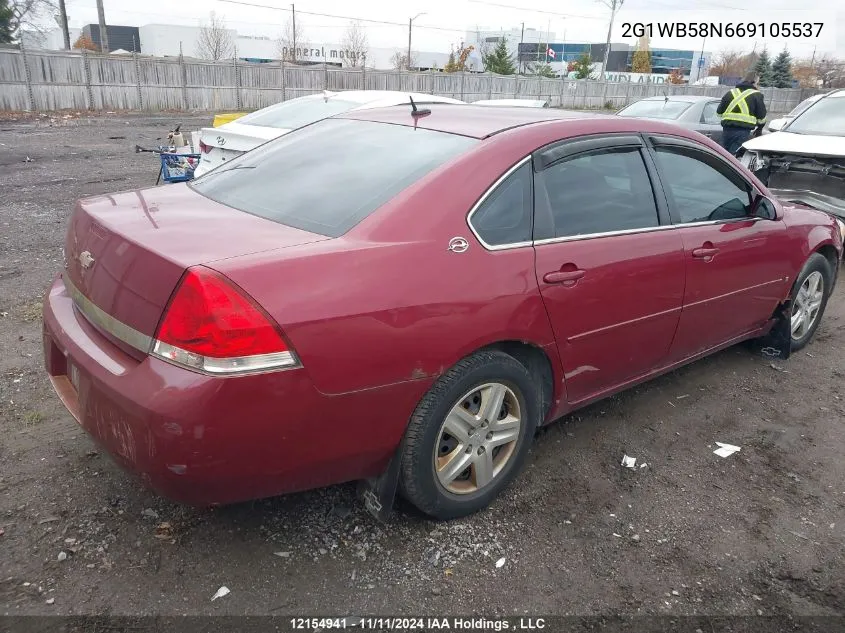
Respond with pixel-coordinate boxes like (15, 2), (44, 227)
(78, 250), (95, 270)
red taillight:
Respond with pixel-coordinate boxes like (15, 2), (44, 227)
(152, 267), (298, 375)
(199, 140), (212, 154)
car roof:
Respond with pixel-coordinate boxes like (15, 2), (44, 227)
(340, 104), (611, 139)
(636, 95), (717, 102)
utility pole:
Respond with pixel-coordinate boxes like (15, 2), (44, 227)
(601, 0), (623, 80)
(57, 0), (71, 49)
(96, 0), (109, 52)
(519, 22), (524, 74)
(291, 4), (296, 62)
(408, 13), (426, 71)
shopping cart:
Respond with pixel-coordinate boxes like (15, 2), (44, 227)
(135, 145), (201, 185)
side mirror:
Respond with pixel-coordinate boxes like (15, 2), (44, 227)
(752, 194), (777, 220)
(767, 118), (787, 132)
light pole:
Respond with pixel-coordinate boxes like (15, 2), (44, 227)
(600, 0), (623, 80)
(407, 12), (426, 71)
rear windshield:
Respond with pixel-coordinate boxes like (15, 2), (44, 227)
(236, 97), (361, 130)
(785, 93), (845, 136)
(191, 119), (477, 237)
(617, 100), (692, 120)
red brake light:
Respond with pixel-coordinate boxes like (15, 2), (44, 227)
(152, 267), (299, 374)
(199, 140), (212, 154)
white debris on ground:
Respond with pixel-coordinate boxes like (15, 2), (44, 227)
(713, 442), (741, 458)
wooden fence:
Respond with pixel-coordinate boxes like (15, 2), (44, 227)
(0, 48), (820, 114)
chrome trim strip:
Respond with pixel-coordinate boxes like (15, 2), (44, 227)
(63, 275), (153, 354)
(533, 224), (677, 246)
(466, 155), (533, 252)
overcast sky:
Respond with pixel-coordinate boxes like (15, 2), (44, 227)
(58, 0), (843, 59)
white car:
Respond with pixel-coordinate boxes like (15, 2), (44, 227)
(194, 91), (465, 177)
(765, 92), (826, 132)
(740, 89), (845, 219)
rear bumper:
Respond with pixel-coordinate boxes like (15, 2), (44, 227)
(42, 276), (424, 505)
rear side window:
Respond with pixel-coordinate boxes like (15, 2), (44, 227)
(237, 98), (360, 129)
(701, 101), (720, 125)
(191, 119), (476, 237)
(535, 147), (659, 239)
(470, 161), (533, 247)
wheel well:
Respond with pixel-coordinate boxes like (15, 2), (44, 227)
(816, 245), (839, 279)
(481, 341), (555, 420)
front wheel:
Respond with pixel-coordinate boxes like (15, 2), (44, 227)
(399, 351), (541, 520)
(790, 253), (832, 351)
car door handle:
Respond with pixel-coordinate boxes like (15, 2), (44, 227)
(543, 269), (586, 284)
(692, 247), (719, 259)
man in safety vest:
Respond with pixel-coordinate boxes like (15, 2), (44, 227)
(716, 72), (768, 155)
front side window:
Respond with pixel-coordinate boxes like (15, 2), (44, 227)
(470, 161), (533, 247)
(701, 101), (720, 125)
(192, 119), (476, 237)
(536, 147), (660, 239)
(653, 145), (753, 223)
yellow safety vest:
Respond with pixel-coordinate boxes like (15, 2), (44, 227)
(720, 88), (766, 126)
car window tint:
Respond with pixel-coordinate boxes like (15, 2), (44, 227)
(653, 146), (752, 223)
(191, 119), (476, 237)
(701, 101), (720, 125)
(537, 147), (659, 239)
(237, 98), (360, 129)
(471, 162), (532, 246)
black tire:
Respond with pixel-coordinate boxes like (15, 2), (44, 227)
(789, 253), (833, 352)
(399, 350), (541, 520)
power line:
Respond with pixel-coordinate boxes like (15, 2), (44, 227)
(466, 0), (605, 21)
(216, 0), (468, 34)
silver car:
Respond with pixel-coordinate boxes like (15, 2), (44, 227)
(616, 95), (723, 144)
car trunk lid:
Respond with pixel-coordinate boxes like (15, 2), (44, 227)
(63, 184), (328, 356)
(199, 122), (289, 152)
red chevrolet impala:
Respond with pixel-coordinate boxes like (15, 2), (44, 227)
(43, 105), (843, 520)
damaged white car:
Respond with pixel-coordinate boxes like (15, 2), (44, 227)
(740, 89), (845, 219)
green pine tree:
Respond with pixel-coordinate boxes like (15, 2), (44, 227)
(444, 49), (458, 73)
(535, 63), (556, 78)
(481, 37), (516, 75)
(0, 0), (15, 44)
(752, 47), (774, 87)
(572, 51), (594, 79)
(771, 49), (794, 88)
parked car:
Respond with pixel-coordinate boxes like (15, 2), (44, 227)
(740, 89), (845, 219)
(193, 90), (465, 177)
(765, 92), (826, 132)
(44, 104), (843, 520)
(473, 98), (550, 108)
(616, 95), (723, 144)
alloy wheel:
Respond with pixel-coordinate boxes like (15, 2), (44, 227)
(434, 382), (521, 495)
(791, 271), (824, 341)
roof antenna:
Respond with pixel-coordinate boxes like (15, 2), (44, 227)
(410, 96), (431, 117)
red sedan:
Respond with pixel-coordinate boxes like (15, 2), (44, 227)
(43, 105), (843, 520)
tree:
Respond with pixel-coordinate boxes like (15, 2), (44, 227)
(8, 0), (56, 40)
(631, 34), (651, 73)
(72, 33), (97, 51)
(571, 51), (594, 79)
(815, 55), (845, 88)
(277, 14), (308, 63)
(753, 47), (774, 86)
(444, 42), (474, 72)
(195, 11), (234, 61)
(771, 49), (794, 88)
(444, 48), (457, 73)
(667, 68), (685, 84)
(389, 50), (416, 71)
(482, 37), (515, 75)
(534, 63), (556, 78)
(341, 20), (367, 68)
(0, 0), (14, 43)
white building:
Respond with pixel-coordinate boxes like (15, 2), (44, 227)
(21, 23), (483, 70)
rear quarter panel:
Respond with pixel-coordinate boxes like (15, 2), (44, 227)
(209, 131), (563, 396)
(779, 204), (843, 291)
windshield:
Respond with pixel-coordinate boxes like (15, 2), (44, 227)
(236, 97), (361, 129)
(191, 119), (477, 237)
(616, 100), (692, 120)
(786, 95), (822, 118)
(786, 93), (845, 136)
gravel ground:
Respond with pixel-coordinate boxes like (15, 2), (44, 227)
(0, 113), (844, 620)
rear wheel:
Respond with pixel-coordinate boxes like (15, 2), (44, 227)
(399, 351), (540, 520)
(790, 253), (832, 351)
